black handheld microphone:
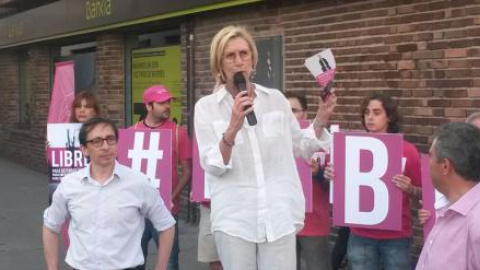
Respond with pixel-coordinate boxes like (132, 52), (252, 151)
(233, 71), (257, 126)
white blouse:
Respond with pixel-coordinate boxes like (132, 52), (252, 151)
(194, 84), (331, 243)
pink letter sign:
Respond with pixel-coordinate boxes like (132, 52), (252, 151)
(296, 120), (313, 212)
(191, 131), (208, 202)
(117, 129), (172, 209)
(333, 132), (403, 231)
(421, 153), (436, 241)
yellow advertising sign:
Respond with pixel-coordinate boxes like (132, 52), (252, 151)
(131, 46), (182, 124)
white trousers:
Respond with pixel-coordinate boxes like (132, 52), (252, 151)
(214, 231), (296, 270)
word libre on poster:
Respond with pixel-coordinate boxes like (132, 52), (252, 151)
(47, 123), (85, 183)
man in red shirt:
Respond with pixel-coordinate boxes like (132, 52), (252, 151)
(131, 85), (192, 270)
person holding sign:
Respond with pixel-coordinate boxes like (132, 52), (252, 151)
(326, 93), (421, 270)
(416, 123), (480, 270)
(194, 25), (336, 270)
(130, 85), (192, 270)
(47, 91), (101, 250)
(285, 91), (332, 270)
(43, 117), (176, 270)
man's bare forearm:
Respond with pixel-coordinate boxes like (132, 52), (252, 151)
(155, 225), (175, 270)
(42, 225), (59, 270)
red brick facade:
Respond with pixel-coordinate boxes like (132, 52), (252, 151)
(191, 0), (480, 155)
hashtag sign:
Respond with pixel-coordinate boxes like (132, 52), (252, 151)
(128, 132), (163, 188)
(117, 129), (173, 208)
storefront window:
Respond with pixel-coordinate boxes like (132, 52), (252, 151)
(18, 50), (32, 128)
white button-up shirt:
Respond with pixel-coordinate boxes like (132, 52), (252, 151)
(43, 162), (175, 270)
(194, 84), (331, 243)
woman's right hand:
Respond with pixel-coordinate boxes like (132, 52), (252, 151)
(229, 91), (254, 133)
(324, 162), (334, 181)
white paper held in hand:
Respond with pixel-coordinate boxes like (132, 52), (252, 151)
(304, 48), (337, 100)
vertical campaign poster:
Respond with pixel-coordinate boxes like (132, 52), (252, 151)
(296, 120), (313, 212)
(131, 46), (182, 124)
(191, 131), (209, 202)
(47, 123), (86, 190)
(47, 61), (75, 124)
(117, 129), (173, 209)
(333, 132), (403, 231)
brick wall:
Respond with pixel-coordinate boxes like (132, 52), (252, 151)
(189, 0), (480, 263)
(192, 0), (480, 151)
(0, 46), (51, 171)
(0, 49), (19, 159)
(96, 33), (126, 127)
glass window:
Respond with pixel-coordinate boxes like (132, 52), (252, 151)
(18, 50), (32, 128)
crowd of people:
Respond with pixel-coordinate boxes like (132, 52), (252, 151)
(42, 25), (480, 270)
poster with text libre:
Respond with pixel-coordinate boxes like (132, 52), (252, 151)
(47, 123), (85, 183)
(117, 129), (173, 210)
(333, 132), (403, 231)
(47, 61), (75, 124)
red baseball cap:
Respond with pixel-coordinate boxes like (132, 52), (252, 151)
(143, 85), (174, 104)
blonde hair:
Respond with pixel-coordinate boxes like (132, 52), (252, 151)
(210, 25), (258, 82)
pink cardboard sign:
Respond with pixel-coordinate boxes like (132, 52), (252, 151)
(47, 61), (75, 124)
(333, 132), (403, 231)
(117, 129), (172, 209)
(191, 132), (207, 202)
(47, 123), (85, 183)
(421, 153), (436, 241)
(296, 120), (313, 212)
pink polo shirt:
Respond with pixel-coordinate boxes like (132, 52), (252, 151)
(416, 182), (480, 270)
(351, 140), (422, 239)
(130, 119), (192, 214)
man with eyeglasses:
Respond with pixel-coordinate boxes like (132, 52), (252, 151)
(42, 117), (176, 270)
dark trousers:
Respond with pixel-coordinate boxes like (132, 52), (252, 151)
(331, 227), (350, 270)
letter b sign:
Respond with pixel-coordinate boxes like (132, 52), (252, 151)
(333, 132), (403, 231)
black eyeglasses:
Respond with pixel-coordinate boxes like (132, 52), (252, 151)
(86, 135), (117, 148)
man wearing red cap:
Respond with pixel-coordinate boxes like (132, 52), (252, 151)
(131, 85), (192, 270)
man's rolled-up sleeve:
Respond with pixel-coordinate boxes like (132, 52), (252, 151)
(142, 182), (176, 231)
(43, 183), (69, 234)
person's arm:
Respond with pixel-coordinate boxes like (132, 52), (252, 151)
(393, 143), (422, 200)
(219, 90), (253, 164)
(42, 225), (59, 270)
(154, 225), (175, 270)
(312, 91), (337, 139)
(142, 175), (176, 270)
(42, 180), (69, 270)
(172, 159), (192, 201)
